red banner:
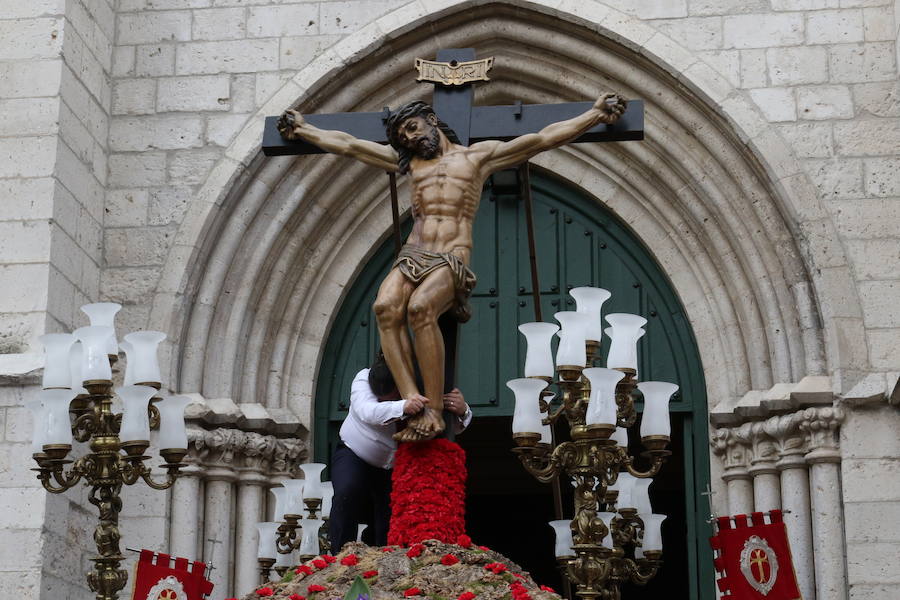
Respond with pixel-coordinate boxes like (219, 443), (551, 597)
(709, 510), (803, 600)
(131, 550), (213, 600)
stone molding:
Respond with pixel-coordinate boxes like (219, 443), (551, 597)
(187, 426), (307, 479)
(799, 406), (845, 465)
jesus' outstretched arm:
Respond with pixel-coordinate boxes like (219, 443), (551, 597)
(474, 93), (627, 175)
(277, 109), (400, 172)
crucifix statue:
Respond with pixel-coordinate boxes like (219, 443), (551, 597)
(266, 49), (643, 442)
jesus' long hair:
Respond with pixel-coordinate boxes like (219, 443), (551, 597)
(385, 101), (461, 174)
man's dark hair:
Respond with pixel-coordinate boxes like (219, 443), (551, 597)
(368, 350), (397, 399)
(385, 101), (461, 174)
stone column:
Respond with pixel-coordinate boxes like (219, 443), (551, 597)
(169, 461), (203, 559)
(748, 421), (781, 511)
(718, 424), (754, 515)
(765, 413), (815, 600)
(233, 432), (277, 598)
(801, 407), (846, 600)
(196, 429), (240, 600)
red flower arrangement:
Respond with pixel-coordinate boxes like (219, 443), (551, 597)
(540, 585), (556, 593)
(289, 595), (306, 600)
(457, 534), (472, 548)
(307, 584), (327, 593)
(255, 588), (274, 597)
(380, 546), (396, 553)
(511, 572), (524, 579)
(403, 588), (423, 597)
(509, 582), (532, 600)
(311, 558), (327, 569)
(458, 592), (477, 600)
(295, 565), (314, 576)
(362, 570), (378, 578)
(478, 546), (490, 552)
(484, 562), (508, 574)
(388, 438), (467, 546)
(340, 554), (359, 566)
(441, 553), (460, 566)
(322, 554), (337, 563)
(405, 543), (425, 558)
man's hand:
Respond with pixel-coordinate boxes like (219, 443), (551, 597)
(443, 388), (468, 417)
(403, 394), (428, 416)
(593, 93), (627, 124)
(277, 109), (305, 140)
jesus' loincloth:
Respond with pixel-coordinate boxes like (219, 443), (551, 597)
(393, 245), (477, 322)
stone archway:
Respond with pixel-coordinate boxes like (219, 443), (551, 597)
(149, 0), (854, 435)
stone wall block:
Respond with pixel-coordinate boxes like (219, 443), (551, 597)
(117, 11), (192, 45)
(723, 14), (805, 48)
(689, 0), (769, 15)
(863, 157), (900, 196)
(247, 4), (318, 38)
(862, 5), (896, 39)
(0, 98), (60, 137)
(804, 157), (864, 198)
(847, 542), (900, 583)
(739, 48), (768, 88)
(776, 122), (835, 157)
(749, 87), (798, 121)
(0, 18), (65, 60)
(0, 137), (58, 178)
(0, 178), (55, 221)
(106, 152), (167, 189)
(858, 281), (900, 327)
(167, 148), (221, 184)
(698, 50), (741, 86)
(108, 115), (204, 151)
(112, 78), (157, 115)
(112, 46), (135, 77)
(654, 17), (723, 50)
(175, 39), (279, 75)
(807, 9), (865, 44)
(206, 113), (250, 147)
(829, 198), (900, 237)
(105, 189), (149, 227)
(148, 186), (193, 225)
(192, 7), (246, 41)
(868, 329), (900, 369)
(829, 42), (897, 82)
(0, 59), (62, 98)
(136, 44), (175, 77)
(768, 46), (829, 85)
(851, 81), (900, 117)
(796, 85), (855, 119)
(844, 501), (900, 542)
(0, 221), (52, 264)
(101, 267), (160, 304)
(157, 75), (231, 113)
(104, 226), (175, 267)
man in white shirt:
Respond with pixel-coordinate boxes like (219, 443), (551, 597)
(328, 354), (472, 551)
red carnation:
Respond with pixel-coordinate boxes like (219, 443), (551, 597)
(458, 593), (476, 600)
(457, 534), (472, 548)
(484, 562), (508, 574)
(307, 584), (327, 593)
(312, 558), (327, 569)
(478, 545), (490, 551)
(322, 554), (337, 563)
(340, 554), (359, 566)
(441, 553), (460, 566)
(540, 585), (556, 592)
(363, 570), (378, 578)
(380, 546), (395, 552)
(406, 543), (425, 558)
(289, 595), (306, 600)
(295, 565), (314, 575)
(255, 588), (274, 597)
(512, 572), (524, 579)
(403, 588), (423, 597)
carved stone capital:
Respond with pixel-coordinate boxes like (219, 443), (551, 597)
(747, 422), (779, 476)
(799, 406), (845, 464)
(187, 426), (309, 481)
(762, 412), (807, 469)
(711, 425), (752, 481)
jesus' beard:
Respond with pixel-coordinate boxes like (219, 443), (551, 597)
(414, 126), (441, 159)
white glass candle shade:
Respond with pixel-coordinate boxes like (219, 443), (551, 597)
(554, 311), (590, 370)
(299, 463), (326, 500)
(321, 481), (334, 519)
(81, 303), (121, 356)
(632, 478), (653, 515)
(74, 326), (114, 381)
(583, 368), (624, 427)
(270, 486), (288, 522)
(299, 518), (324, 556)
(256, 522), (280, 559)
(68, 342), (88, 396)
(569, 287), (611, 342)
(549, 520), (574, 558)
(123, 331), (166, 385)
(275, 549), (295, 568)
(638, 382), (678, 438)
(356, 524), (368, 542)
(118, 385), (156, 443)
(605, 313), (647, 371)
(610, 472), (637, 509)
(41, 388), (75, 446)
(507, 378), (547, 435)
(641, 514), (666, 552)
(611, 427), (628, 448)
(518, 322), (559, 378)
(25, 397), (48, 454)
(156, 395), (190, 450)
(599, 512), (616, 547)
(39, 333), (76, 389)
(281, 479), (305, 516)
(119, 340), (135, 386)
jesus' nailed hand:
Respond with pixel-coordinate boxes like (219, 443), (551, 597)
(277, 93), (627, 442)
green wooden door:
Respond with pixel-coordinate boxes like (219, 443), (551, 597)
(314, 170), (713, 598)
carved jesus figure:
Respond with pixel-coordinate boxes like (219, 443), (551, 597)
(278, 93), (626, 442)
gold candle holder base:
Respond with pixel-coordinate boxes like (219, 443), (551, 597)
(557, 365), (584, 382)
(586, 423), (615, 439)
(160, 448), (187, 466)
(42, 444), (72, 461)
(121, 440), (149, 458)
(513, 432), (542, 447)
(641, 550), (662, 561)
(641, 435), (670, 452)
(134, 381), (162, 390)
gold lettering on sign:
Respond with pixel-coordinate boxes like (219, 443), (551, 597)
(414, 57), (494, 86)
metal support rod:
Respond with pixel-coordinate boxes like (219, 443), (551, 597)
(388, 172), (402, 257)
(519, 161), (571, 600)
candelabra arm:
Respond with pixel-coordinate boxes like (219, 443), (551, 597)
(139, 468), (178, 491)
(73, 412), (98, 443)
(626, 557), (661, 585)
(623, 454), (668, 479)
(514, 441), (575, 483)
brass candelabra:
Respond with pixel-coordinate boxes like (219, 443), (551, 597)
(258, 498), (330, 581)
(31, 369), (185, 600)
(512, 344), (671, 600)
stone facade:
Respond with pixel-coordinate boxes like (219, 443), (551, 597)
(1, 1), (899, 599)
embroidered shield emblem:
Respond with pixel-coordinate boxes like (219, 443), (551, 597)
(740, 535), (778, 595)
(146, 575), (187, 600)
